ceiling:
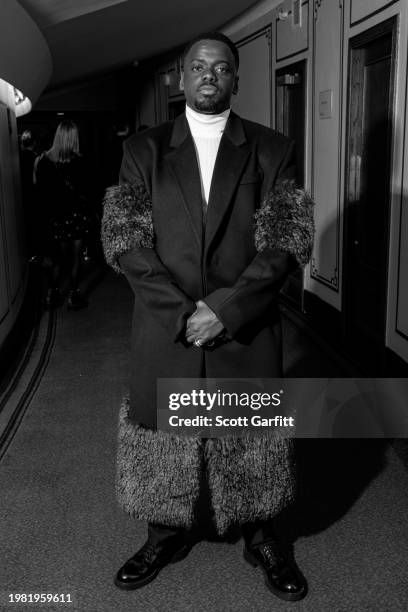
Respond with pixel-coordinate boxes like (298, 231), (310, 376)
(17, 0), (260, 91)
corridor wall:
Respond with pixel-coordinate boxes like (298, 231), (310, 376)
(0, 97), (25, 342)
(226, 0), (408, 366)
(0, 1), (51, 352)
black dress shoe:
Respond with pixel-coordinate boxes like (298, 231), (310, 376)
(243, 539), (307, 601)
(114, 538), (191, 590)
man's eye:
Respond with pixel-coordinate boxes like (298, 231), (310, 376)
(192, 65), (203, 72)
(216, 65), (230, 73)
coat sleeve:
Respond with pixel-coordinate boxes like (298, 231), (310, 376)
(203, 141), (315, 338)
(101, 140), (197, 342)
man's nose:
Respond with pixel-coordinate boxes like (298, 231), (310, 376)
(202, 68), (216, 82)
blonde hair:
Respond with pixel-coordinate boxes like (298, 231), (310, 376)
(47, 120), (80, 163)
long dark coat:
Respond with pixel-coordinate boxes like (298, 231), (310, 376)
(102, 111), (314, 534)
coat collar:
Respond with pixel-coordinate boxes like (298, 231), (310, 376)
(165, 111), (250, 253)
(169, 110), (247, 149)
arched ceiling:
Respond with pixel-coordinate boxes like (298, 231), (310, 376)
(17, 0), (260, 90)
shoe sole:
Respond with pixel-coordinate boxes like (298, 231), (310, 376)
(114, 545), (192, 591)
(243, 548), (307, 602)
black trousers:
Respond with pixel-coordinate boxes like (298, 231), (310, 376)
(147, 520), (277, 550)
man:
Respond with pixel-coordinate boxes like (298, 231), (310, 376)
(102, 32), (314, 602)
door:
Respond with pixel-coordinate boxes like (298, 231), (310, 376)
(276, 60), (306, 310)
(344, 19), (396, 373)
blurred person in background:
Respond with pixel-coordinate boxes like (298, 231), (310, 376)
(34, 120), (90, 310)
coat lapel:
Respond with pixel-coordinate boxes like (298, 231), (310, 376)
(204, 112), (250, 254)
(164, 114), (203, 248)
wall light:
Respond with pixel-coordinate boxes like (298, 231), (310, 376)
(12, 85), (32, 117)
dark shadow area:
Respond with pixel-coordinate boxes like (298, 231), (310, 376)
(34, 255), (107, 312)
(0, 264), (43, 396)
(392, 439), (408, 469)
(79, 260), (108, 300)
(288, 438), (388, 540)
(282, 313), (355, 377)
(191, 443), (242, 545)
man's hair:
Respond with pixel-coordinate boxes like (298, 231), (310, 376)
(182, 31), (239, 70)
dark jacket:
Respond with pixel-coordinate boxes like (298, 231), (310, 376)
(103, 111), (313, 426)
(101, 111), (314, 534)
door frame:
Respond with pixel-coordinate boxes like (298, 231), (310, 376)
(275, 59), (307, 312)
(342, 16), (398, 372)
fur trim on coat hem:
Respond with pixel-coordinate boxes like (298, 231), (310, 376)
(255, 179), (315, 267)
(205, 433), (296, 536)
(117, 398), (296, 534)
(117, 397), (203, 528)
(101, 182), (153, 273)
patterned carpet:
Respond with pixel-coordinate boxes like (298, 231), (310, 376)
(0, 269), (407, 612)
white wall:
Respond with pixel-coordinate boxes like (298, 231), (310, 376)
(223, 0), (408, 363)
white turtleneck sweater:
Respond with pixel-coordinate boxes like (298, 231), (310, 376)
(185, 104), (230, 206)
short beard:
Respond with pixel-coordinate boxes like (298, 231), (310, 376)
(194, 98), (225, 114)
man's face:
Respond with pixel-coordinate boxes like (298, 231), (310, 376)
(180, 39), (239, 114)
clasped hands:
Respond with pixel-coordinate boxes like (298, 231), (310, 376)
(185, 300), (224, 347)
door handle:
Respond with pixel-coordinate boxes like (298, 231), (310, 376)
(349, 154), (356, 199)
(356, 154), (362, 198)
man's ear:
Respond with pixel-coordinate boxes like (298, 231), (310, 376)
(179, 72), (184, 91)
(233, 75), (239, 96)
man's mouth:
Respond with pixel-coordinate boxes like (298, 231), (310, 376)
(198, 85), (218, 94)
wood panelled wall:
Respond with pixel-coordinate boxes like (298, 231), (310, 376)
(310, 0), (343, 301)
(228, 0), (408, 365)
(233, 28), (272, 126)
(116, 0), (408, 365)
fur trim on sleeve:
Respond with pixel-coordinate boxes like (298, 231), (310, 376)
(254, 179), (315, 267)
(101, 182), (154, 273)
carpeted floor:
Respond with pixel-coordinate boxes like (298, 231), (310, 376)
(0, 269), (408, 612)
